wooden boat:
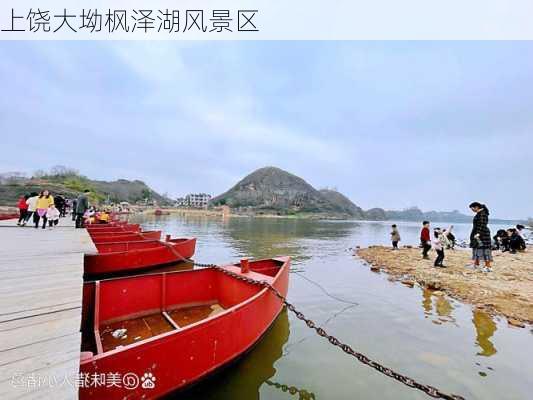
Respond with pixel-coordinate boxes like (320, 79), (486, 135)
(88, 228), (142, 237)
(91, 230), (162, 244)
(79, 257), (290, 399)
(84, 237), (197, 275)
(87, 224), (141, 234)
(0, 213), (19, 220)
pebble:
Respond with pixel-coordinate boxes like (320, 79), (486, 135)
(507, 318), (525, 328)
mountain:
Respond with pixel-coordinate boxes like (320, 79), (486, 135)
(210, 167), (362, 218)
(384, 207), (522, 224)
(0, 171), (172, 206)
(319, 189), (365, 219)
(364, 208), (387, 221)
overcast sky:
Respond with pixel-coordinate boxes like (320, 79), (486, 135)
(1, 41), (532, 219)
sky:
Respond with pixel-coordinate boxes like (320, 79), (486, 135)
(0, 41), (532, 219)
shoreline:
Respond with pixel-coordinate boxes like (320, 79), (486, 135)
(356, 245), (533, 327)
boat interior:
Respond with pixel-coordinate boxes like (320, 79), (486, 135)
(80, 259), (285, 357)
(94, 238), (190, 253)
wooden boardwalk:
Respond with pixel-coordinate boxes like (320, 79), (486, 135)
(0, 218), (96, 399)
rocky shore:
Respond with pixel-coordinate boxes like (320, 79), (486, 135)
(356, 246), (533, 327)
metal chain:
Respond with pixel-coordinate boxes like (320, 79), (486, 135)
(192, 261), (466, 400)
(265, 379), (317, 400)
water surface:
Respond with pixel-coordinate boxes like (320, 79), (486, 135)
(133, 215), (532, 400)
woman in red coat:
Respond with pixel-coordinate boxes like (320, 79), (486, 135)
(17, 194), (29, 226)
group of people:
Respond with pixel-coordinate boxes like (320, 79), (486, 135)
(15, 188), (111, 229)
(16, 191), (62, 229)
(493, 225), (527, 253)
(390, 202), (529, 273)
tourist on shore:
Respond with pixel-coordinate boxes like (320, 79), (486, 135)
(509, 228), (526, 253)
(75, 190), (90, 228)
(420, 221), (431, 259)
(35, 190), (54, 229)
(493, 229), (510, 251)
(469, 202), (492, 272)
(446, 225), (456, 249)
(71, 198), (77, 221)
(97, 210), (111, 224)
(46, 204), (60, 229)
(24, 192), (39, 226)
(390, 224), (401, 250)
(16, 194), (29, 226)
(432, 228), (450, 267)
(54, 195), (66, 217)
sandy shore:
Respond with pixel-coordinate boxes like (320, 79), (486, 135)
(356, 246), (533, 327)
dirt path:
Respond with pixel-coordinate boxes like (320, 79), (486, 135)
(356, 246), (533, 327)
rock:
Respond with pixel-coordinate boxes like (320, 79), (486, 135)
(426, 282), (441, 290)
(370, 265), (380, 272)
(401, 280), (415, 287)
(507, 318), (525, 328)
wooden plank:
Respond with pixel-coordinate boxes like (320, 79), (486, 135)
(0, 218), (96, 399)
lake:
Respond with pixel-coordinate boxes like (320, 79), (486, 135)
(132, 214), (532, 400)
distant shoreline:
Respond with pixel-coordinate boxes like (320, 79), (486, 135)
(135, 207), (527, 225)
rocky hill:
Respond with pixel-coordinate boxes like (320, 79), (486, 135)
(319, 189), (365, 219)
(0, 171), (172, 206)
(210, 167), (363, 218)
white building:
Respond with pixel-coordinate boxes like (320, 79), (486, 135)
(175, 193), (212, 209)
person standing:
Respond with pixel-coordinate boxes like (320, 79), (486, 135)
(71, 198), (78, 221)
(16, 194), (29, 226)
(24, 192), (39, 226)
(390, 224), (401, 250)
(420, 221), (431, 259)
(432, 227), (451, 267)
(54, 195), (66, 217)
(46, 204), (60, 229)
(469, 202), (493, 272)
(35, 190), (54, 229)
(75, 190), (90, 228)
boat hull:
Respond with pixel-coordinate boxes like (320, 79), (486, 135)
(79, 257), (289, 400)
(91, 231), (162, 244)
(84, 238), (197, 275)
(87, 224), (140, 234)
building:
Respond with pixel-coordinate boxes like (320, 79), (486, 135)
(175, 193), (212, 209)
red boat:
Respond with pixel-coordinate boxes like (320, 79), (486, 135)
(91, 230), (162, 244)
(84, 237), (197, 275)
(0, 213), (19, 220)
(87, 224), (141, 234)
(79, 257), (290, 399)
(88, 229), (143, 237)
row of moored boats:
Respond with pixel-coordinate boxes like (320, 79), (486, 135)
(80, 218), (290, 399)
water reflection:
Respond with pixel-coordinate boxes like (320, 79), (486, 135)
(422, 289), (498, 357)
(421, 289), (456, 325)
(472, 310), (497, 357)
(176, 308), (291, 400)
(264, 379), (317, 400)
(219, 218), (358, 264)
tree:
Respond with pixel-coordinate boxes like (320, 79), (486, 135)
(33, 169), (46, 178)
(50, 165), (79, 177)
(141, 188), (152, 200)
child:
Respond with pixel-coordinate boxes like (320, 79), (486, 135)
(446, 225), (455, 249)
(46, 204), (60, 229)
(390, 224), (401, 250)
(420, 221), (431, 259)
(432, 228), (445, 267)
(17, 194), (29, 226)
